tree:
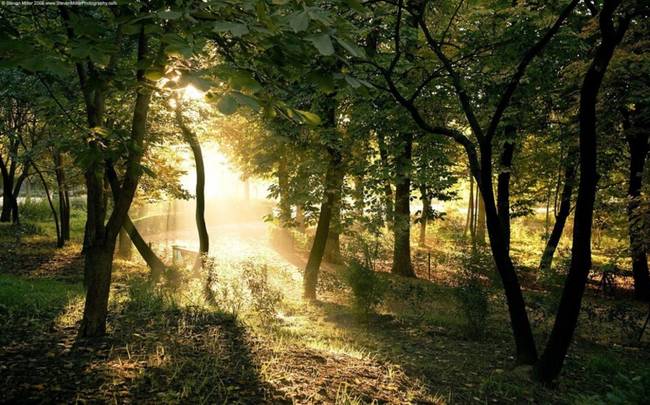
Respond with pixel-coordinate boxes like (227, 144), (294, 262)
(533, 0), (635, 382)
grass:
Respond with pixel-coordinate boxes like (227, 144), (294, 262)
(0, 274), (83, 317)
(1, 207), (649, 403)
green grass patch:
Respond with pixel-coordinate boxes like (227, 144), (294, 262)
(0, 274), (83, 317)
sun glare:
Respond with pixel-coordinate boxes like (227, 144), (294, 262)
(182, 84), (205, 101)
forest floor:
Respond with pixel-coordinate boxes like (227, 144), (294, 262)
(1, 222), (649, 404)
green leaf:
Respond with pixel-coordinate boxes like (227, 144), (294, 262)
(232, 93), (261, 111)
(288, 11), (310, 33)
(217, 94), (238, 115)
(295, 110), (321, 125)
(213, 22), (249, 37)
(158, 10), (182, 20)
(308, 34), (334, 56)
(334, 36), (364, 58)
(344, 75), (361, 88)
(344, 0), (366, 12)
(229, 71), (263, 93)
(144, 69), (164, 81)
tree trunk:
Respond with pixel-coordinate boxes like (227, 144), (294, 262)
(176, 106), (209, 267)
(465, 170), (475, 238)
(476, 149), (538, 364)
(1, 171), (14, 223)
(624, 107), (650, 301)
(79, 25), (153, 337)
(539, 163), (576, 272)
(303, 147), (343, 300)
(106, 165), (165, 279)
(53, 151), (71, 242)
(476, 188), (486, 244)
(32, 161), (61, 246)
(534, 4), (630, 381)
(377, 131), (394, 227)
(79, 244), (114, 337)
(122, 216), (165, 280)
(497, 128), (515, 253)
(324, 169), (344, 264)
(392, 133), (415, 278)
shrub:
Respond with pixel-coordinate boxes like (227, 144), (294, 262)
(575, 369), (650, 405)
(242, 262), (283, 325)
(125, 279), (170, 315)
(343, 259), (387, 317)
(203, 257), (283, 324)
(343, 231), (389, 273)
(19, 199), (52, 222)
(454, 247), (492, 339)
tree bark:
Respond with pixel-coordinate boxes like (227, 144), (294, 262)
(303, 147), (343, 300)
(465, 170), (475, 238)
(392, 133), (415, 278)
(324, 169), (344, 264)
(303, 96), (342, 300)
(534, 2), (630, 381)
(176, 105), (209, 267)
(624, 106), (650, 301)
(539, 162), (576, 272)
(78, 24), (154, 337)
(497, 128), (515, 252)
(32, 161), (61, 246)
(476, 146), (538, 364)
(377, 131), (394, 227)
(476, 187), (486, 244)
(53, 151), (70, 242)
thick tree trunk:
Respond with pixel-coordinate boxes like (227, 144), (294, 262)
(79, 244), (114, 337)
(324, 169), (344, 264)
(419, 184), (430, 246)
(303, 147), (343, 299)
(624, 108), (650, 301)
(539, 163), (576, 272)
(1, 172), (14, 222)
(79, 26), (153, 337)
(392, 133), (415, 278)
(476, 151), (538, 364)
(534, 4), (630, 381)
(497, 129), (515, 252)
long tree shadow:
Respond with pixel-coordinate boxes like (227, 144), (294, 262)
(1, 303), (287, 403)
(307, 298), (522, 403)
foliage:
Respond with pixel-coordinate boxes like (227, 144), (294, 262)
(453, 248), (492, 339)
(342, 259), (387, 317)
(242, 262), (283, 326)
(575, 369), (650, 405)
